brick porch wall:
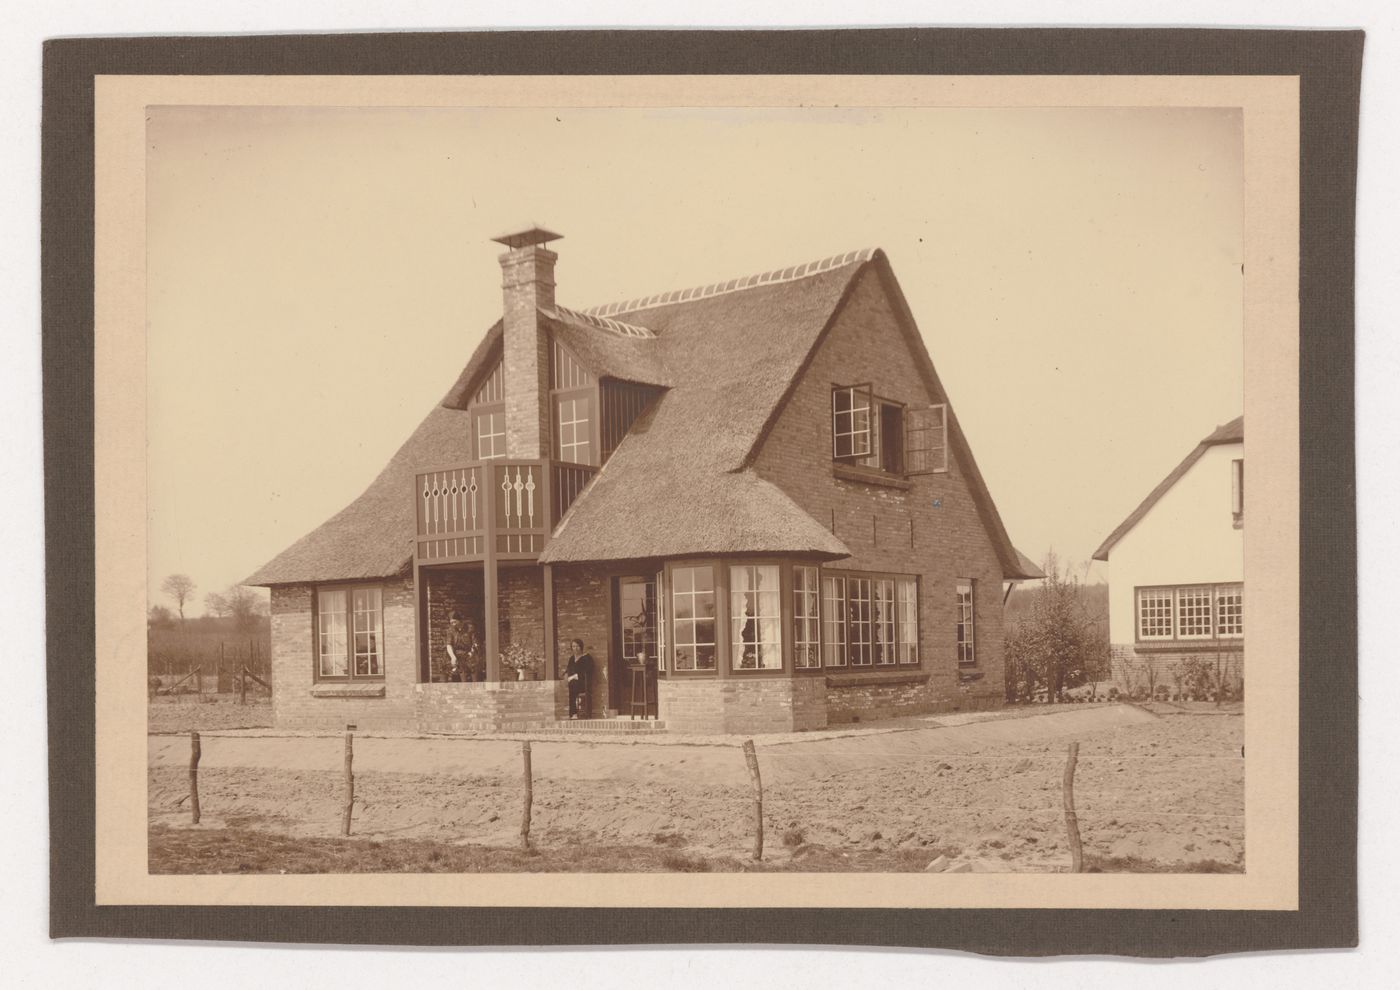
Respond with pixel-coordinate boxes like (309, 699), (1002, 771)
(414, 680), (562, 732)
(270, 577), (418, 730)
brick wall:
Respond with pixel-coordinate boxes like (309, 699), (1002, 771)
(414, 681), (562, 732)
(500, 245), (554, 460)
(552, 563), (620, 712)
(425, 569), (483, 681)
(658, 677), (830, 734)
(270, 577), (418, 730)
(751, 266), (1008, 713)
(825, 673), (944, 724)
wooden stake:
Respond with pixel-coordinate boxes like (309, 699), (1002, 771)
(239, 663), (247, 706)
(1062, 741), (1083, 873)
(188, 731), (201, 825)
(742, 739), (764, 861)
(342, 731), (355, 836)
(520, 740), (533, 850)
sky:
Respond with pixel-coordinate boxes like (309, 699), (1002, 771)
(146, 105), (1242, 614)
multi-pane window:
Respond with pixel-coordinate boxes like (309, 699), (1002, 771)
(793, 565), (821, 669)
(1216, 584), (1244, 638)
(821, 575), (847, 667)
(1138, 587), (1175, 639)
(873, 578), (898, 665)
(906, 404), (949, 474)
(474, 408), (507, 460)
(955, 580), (976, 666)
(555, 395), (593, 465)
(619, 576), (657, 667)
(317, 586), (383, 679)
(1136, 584), (1245, 642)
(896, 578), (919, 663)
(730, 564), (782, 670)
(832, 385), (874, 460)
(847, 577), (874, 666)
(821, 570), (919, 668)
(1176, 586), (1214, 639)
(670, 565), (717, 671)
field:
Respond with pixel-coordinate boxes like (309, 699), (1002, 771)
(149, 705), (1242, 874)
(149, 694), (274, 733)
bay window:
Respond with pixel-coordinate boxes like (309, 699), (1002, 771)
(670, 564), (717, 671)
(821, 575), (847, 667)
(730, 564), (782, 670)
(821, 569), (920, 669)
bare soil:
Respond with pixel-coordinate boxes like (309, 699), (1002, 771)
(149, 694), (273, 733)
(149, 705), (1242, 873)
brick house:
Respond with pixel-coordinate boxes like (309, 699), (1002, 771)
(247, 228), (1042, 733)
(1092, 417), (1244, 699)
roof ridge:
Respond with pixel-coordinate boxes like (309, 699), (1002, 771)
(583, 247), (878, 318)
(547, 304), (656, 339)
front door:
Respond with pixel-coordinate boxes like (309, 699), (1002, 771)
(612, 575), (658, 714)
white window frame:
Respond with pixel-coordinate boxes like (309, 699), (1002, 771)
(793, 565), (821, 670)
(832, 384), (874, 461)
(669, 564), (717, 672)
(1216, 584), (1244, 639)
(729, 564), (783, 671)
(474, 406), (507, 460)
(1176, 585), (1215, 640)
(956, 579), (976, 666)
(316, 585), (384, 680)
(1137, 587), (1176, 641)
(555, 394), (593, 465)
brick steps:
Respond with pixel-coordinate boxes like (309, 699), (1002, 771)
(519, 717), (667, 735)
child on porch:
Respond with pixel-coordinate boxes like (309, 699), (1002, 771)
(565, 638), (594, 719)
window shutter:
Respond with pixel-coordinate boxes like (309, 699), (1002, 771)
(905, 403), (948, 474)
(1231, 459), (1244, 517)
(831, 383), (874, 459)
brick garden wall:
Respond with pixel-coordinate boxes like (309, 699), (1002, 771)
(270, 577), (418, 730)
(750, 266), (1009, 712)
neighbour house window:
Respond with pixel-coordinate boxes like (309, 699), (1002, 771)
(316, 586), (383, 679)
(955, 580), (976, 666)
(1231, 458), (1244, 521)
(1136, 584), (1245, 642)
(473, 406), (507, 460)
(820, 569), (921, 668)
(793, 565), (821, 669)
(1176, 586), (1214, 639)
(1137, 587), (1175, 640)
(554, 394), (594, 465)
(1216, 584), (1244, 638)
(905, 404), (949, 474)
(730, 564), (782, 670)
(821, 575), (847, 667)
(670, 564), (717, 672)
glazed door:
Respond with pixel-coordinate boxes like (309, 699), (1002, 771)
(613, 575), (658, 714)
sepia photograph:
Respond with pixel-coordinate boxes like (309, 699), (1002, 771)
(139, 96), (1251, 880)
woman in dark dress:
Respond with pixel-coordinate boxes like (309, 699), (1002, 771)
(564, 638), (594, 719)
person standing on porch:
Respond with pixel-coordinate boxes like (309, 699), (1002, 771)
(446, 612), (482, 683)
(565, 638), (594, 719)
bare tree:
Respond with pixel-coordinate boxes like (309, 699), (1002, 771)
(160, 574), (196, 622)
(204, 591), (230, 618)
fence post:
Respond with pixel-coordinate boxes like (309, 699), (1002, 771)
(239, 663), (247, 706)
(1062, 741), (1083, 873)
(520, 740), (533, 850)
(189, 731), (201, 825)
(342, 731), (355, 836)
(742, 739), (764, 861)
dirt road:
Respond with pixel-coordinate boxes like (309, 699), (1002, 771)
(149, 705), (1243, 872)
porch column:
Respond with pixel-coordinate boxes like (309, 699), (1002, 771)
(484, 559), (501, 682)
(542, 563), (557, 679)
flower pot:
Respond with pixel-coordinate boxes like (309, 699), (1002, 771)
(515, 668), (525, 681)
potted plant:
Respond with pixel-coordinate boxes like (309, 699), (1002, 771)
(500, 641), (544, 681)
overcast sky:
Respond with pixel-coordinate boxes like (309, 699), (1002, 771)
(146, 105), (1242, 613)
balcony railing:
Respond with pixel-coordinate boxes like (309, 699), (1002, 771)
(414, 459), (597, 564)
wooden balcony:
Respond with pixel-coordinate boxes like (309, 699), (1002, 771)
(414, 459), (597, 565)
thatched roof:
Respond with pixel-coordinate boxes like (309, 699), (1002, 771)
(249, 246), (1035, 582)
(1092, 415), (1243, 562)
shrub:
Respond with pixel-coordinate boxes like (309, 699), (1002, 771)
(782, 828), (806, 848)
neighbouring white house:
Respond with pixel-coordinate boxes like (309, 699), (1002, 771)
(1092, 416), (1243, 699)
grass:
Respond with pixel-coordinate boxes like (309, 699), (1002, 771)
(1083, 854), (1241, 874)
(149, 825), (962, 874)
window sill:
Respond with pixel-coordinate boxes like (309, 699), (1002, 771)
(957, 668), (985, 682)
(311, 683), (386, 699)
(1134, 640), (1243, 653)
(831, 462), (912, 490)
(826, 670), (928, 688)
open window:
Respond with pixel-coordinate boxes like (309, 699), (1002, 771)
(905, 403), (948, 474)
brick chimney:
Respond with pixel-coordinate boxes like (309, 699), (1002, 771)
(492, 226), (561, 460)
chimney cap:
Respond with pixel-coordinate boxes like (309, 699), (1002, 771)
(491, 226), (563, 250)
